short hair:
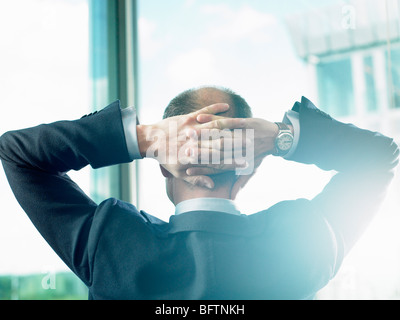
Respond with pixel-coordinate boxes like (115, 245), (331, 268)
(163, 86), (253, 119)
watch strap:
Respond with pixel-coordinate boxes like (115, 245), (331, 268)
(275, 122), (291, 132)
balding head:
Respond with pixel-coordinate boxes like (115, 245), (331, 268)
(163, 86), (252, 120)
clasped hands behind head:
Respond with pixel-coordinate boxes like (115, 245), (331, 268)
(136, 102), (279, 202)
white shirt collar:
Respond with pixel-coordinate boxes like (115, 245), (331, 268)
(175, 198), (242, 216)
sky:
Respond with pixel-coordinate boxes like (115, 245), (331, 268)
(137, 0), (317, 121)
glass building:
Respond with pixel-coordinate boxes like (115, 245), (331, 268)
(286, 0), (400, 299)
(286, 0), (400, 124)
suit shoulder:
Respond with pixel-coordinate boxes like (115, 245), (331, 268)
(92, 199), (168, 236)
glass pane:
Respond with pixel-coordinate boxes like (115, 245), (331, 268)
(89, 0), (122, 203)
(0, 0), (89, 299)
(363, 55), (378, 112)
(317, 58), (355, 117)
(389, 48), (400, 109)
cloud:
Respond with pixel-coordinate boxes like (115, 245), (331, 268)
(184, 0), (197, 8)
(139, 17), (166, 60)
(167, 48), (220, 90)
(0, 0), (89, 126)
(163, 4), (280, 97)
(201, 4), (278, 44)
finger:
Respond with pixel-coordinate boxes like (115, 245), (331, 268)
(186, 164), (245, 176)
(186, 167), (224, 176)
(197, 114), (247, 128)
(187, 146), (231, 164)
(191, 103), (230, 117)
(185, 128), (198, 139)
(184, 144), (251, 167)
(183, 175), (215, 190)
(196, 114), (224, 124)
(198, 118), (247, 131)
(198, 135), (251, 151)
(186, 161), (248, 176)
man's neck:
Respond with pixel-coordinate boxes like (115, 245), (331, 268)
(171, 178), (235, 206)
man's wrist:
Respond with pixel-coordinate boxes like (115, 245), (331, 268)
(136, 124), (152, 159)
(121, 106), (143, 160)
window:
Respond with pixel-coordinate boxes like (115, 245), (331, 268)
(363, 55), (378, 112)
(89, 0), (139, 205)
(388, 48), (400, 108)
(316, 58), (355, 117)
(0, 0), (89, 299)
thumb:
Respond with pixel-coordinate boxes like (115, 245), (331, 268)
(191, 103), (230, 117)
(184, 175), (215, 190)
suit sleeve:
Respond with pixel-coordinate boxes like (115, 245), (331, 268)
(289, 97), (399, 256)
(0, 101), (132, 285)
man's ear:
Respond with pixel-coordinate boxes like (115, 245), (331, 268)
(160, 165), (173, 178)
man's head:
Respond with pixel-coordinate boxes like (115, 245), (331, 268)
(162, 86), (253, 205)
(163, 86), (253, 120)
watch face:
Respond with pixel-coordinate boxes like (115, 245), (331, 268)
(277, 133), (293, 151)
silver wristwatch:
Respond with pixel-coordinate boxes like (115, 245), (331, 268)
(274, 122), (294, 156)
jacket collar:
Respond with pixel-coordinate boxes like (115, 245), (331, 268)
(167, 210), (266, 237)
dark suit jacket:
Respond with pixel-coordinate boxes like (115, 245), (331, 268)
(0, 98), (398, 300)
